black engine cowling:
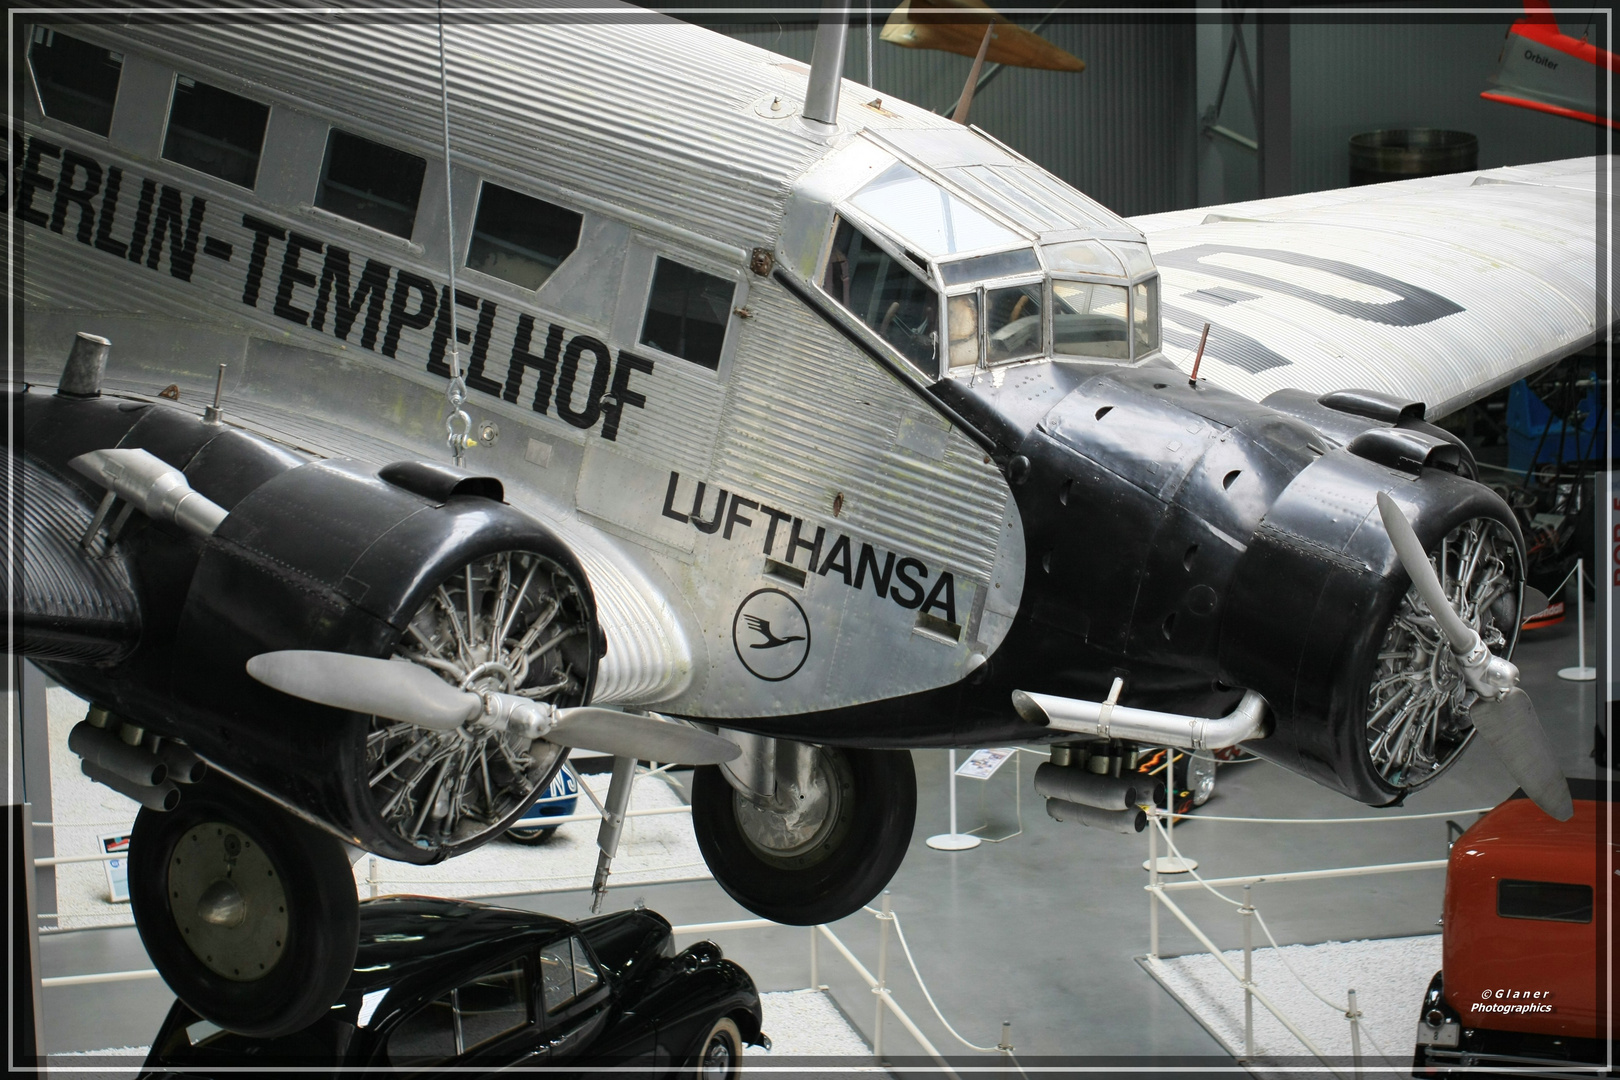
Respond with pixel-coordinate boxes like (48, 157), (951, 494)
(937, 361), (1526, 806)
(20, 389), (602, 863)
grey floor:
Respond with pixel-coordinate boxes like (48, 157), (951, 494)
(34, 604), (1604, 1068)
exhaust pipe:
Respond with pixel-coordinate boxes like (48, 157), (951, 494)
(81, 760), (179, 812)
(69, 721), (168, 787)
(1034, 763), (1161, 810)
(69, 447), (228, 538)
(158, 742), (208, 785)
(57, 332), (111, 398)
(1013, 683), (1268, 751)
(1045, 797), (1146, 833)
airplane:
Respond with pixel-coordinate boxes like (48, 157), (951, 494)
(9, 2), (1606, 1038)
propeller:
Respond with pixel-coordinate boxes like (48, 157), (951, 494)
(246, 650), (740, 766)
(1375, 493), (1572, 820)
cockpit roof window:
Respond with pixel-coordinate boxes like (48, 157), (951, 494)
(848, 163), (1021, 259)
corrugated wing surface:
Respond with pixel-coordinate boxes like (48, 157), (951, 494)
(1130, 158), (1610, 417)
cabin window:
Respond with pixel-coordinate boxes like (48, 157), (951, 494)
(315, 129), (426, 239)
(822, 218), (939, 375)
(28, 28), (123, 137)
(466, 182), (582, 290)
(639, 257), (735, 371)
(537, 937), (599, 1016)
(162, 76), (269, 188)
(1497, 879), (1592, 923)
(1051, 280), (1130, 361)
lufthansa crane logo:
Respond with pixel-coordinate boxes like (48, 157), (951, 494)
(732, 588), (811, 682)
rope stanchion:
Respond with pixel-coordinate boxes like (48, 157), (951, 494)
(1559, 557), (1596, 681)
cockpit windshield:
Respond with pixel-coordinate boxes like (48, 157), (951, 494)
(816, 156), (1162, 376)
(1051, 280), (1130, 360)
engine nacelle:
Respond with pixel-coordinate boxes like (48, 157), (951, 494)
(22, 390), (602, 863)
(1219, 450), (1523, 804)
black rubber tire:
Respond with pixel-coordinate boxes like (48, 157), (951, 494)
(691, 747), (915, 926)
(689, 1015), (742, 1079)
(129, 779), (360, 1037)
(505, 825), (559, 846)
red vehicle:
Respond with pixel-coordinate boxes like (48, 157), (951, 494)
(1414, 779), (1614, 1075)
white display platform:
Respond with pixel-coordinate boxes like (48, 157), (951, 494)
(1142, 934), (1441, 1072)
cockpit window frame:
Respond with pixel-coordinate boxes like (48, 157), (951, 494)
(1046, 270), (1161, 366)
(816, 210), (946, 382)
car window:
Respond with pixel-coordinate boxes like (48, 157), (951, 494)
(1497, 879), (1593, 923)
(386, 958), (532, 1065)
(538, 937), (600, 1015)
(387, 993), (457, 1065)
(27, 28), (122, 137)
(457, 960), (530, 1051)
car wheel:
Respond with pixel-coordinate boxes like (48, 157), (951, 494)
(691, 746), (915, 926)
(505, 825), (559, 846)
(692, 1016), (742, 1079)
(129, 778), (359, 1037)
(1184, 752), (1217, 807)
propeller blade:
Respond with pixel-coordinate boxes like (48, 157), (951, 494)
(1375, 492), (1475, 653)
(247, 650), (480, 731)
(1469, 689), (1574, 821)
(1521, 584), (1550, 619)
(550, 708), (741, 765)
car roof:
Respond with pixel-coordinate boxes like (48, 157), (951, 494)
(347, 896), (572, 994)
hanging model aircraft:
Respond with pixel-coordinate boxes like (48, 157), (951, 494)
(9, 2), (1606, 1037)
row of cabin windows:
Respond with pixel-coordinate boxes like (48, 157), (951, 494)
(28, 27), (738, 373)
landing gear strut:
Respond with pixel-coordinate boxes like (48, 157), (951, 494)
(129, 778), (359, 1037)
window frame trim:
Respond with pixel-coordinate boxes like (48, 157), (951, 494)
(814, 211), (944, 381)
(159, 71), (271, 191)
(623, 242), (747, 381)
(24, 25), (126, 142)
(459, 175), (587, 297)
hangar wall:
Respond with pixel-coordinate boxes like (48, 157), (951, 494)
(717, 16), (1199, 218)
(699, 11), (1603, 217)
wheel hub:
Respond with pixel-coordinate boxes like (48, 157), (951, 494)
(169, 823), (289, 982)
(733, 748), (853, 866)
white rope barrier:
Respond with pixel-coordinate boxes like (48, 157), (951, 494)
(1143, 802), (1450, 1069)
(1171, 806), (1492, 824)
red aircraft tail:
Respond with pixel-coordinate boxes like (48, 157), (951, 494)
(1482, 1), (1615, 128)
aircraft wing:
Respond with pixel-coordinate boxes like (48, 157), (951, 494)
(1127, 157), (1611, 418)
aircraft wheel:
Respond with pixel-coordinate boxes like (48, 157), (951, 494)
(129, 779), (359, 1037)
(691, 746), (915, 925)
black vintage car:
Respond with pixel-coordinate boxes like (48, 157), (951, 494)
(139, 896), (768, 1077)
